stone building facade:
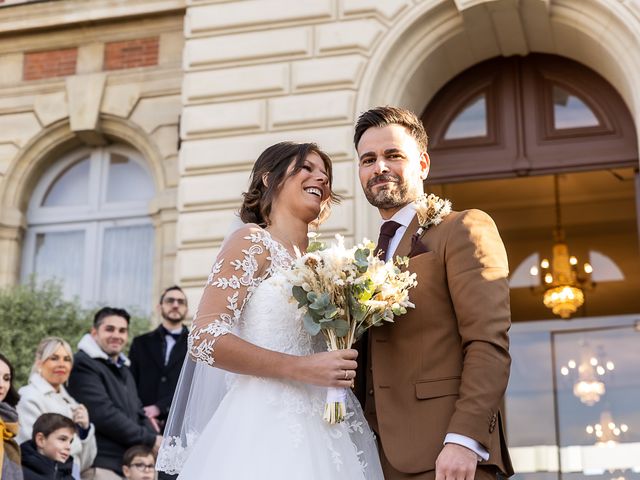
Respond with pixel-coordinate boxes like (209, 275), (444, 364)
(0, 0), (184, 308)
(2, 0), (638, 307)
(1, 1), (639, 477)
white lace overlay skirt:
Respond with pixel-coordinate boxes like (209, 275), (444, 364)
(176, 374), (381, 480)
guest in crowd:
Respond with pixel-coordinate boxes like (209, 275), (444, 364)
(129, 285), (189, 434)
(20, 413), (75, 480)
(68, 307), (160, 480)
(122, 445), (155, 480)
(0, 352), (23, 480)
(17, 337), (97, 476)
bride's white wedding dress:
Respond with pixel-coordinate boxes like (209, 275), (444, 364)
(157, 225), (383, 479)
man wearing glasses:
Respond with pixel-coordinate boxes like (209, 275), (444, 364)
(129, 286), (189, 443)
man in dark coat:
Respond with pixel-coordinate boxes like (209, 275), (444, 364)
(68, 307), (160, 480)
(129, 285), (189, 433)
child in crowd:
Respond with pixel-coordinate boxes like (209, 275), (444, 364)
(122, 445), (156, 480)
(20, 413), (75, 480)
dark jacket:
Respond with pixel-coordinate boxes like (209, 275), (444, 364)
(129, 325), (188, 420)
(67, 335), (156, 476)
(20, 440), (74, 480)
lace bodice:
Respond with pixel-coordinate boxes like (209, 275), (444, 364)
(189, 224), (309, 364)
(238, 271), (313, 355)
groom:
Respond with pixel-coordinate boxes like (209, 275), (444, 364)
(354, 106), (514, 479)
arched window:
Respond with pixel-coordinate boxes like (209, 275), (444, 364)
(422, 54), (638, 182)
(443, 93), (488, 140)
(21, 146), (156, 313)
(509, 250), (625, 288)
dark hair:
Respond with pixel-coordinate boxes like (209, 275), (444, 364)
(123, 444), (156, 466)
(32, 413), (75, 442)
(0, 352), (20, 407)
(239, 142), (339, 227)
(159, 285), (185, 305)
(354, 106), (429, 152)
(93, 306), (131, 327)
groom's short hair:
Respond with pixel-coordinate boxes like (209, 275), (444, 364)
(354, 106), (429, 152)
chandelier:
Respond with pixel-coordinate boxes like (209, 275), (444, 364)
(560, 345), (615, 406)
(532, 175), (593, 318)
(586, 410), (629, 446)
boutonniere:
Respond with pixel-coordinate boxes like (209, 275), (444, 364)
(409, 194), (452, 256)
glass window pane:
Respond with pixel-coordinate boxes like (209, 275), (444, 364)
(106, 153), (155, 203)
(554, 328), (640, 476)
(506, 331), (557, 446)
(444, 94), (487, 140)
(507, 322), (640, 479)
(509, 252), (541, 288)
(42, 158), (90, 207)
(100, 224), (154, 313)
(34, 230), (85, 299)
(553, 86), (600, 129)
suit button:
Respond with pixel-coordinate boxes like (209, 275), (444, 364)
(160, 376), (167, 383)
(368, 389), (374, 395)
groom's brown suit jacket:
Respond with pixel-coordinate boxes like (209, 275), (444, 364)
(363, 209), (514, 477)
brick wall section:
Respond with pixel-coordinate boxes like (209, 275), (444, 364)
(104, 37), (159, 71)
(23, 48), (77, 80)
(1, 0), (44, 4)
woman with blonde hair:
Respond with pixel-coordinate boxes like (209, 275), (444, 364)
(17, 337), (97, 478)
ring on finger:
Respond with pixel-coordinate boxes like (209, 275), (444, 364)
(344, 370), (349, 380)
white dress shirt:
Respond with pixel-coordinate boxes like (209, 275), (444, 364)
(381, 203), (489, 461)
(164, 326), (183, 365)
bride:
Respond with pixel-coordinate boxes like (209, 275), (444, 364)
(157, 142), (383, 479)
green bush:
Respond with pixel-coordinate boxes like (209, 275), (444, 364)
(0, 279), (151, 388)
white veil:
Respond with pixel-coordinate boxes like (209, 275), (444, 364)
(156, 216), (245, 475)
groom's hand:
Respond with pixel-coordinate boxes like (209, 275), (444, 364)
(294, 349), (358, 388)
(435, 443), (478, 480)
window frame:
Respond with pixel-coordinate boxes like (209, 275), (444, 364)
(22, 145), (155, 310)
(421, 54), (638, 183)
(438, 86), (497, 148)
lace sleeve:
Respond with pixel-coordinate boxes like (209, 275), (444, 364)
(188, 225), (274, 365)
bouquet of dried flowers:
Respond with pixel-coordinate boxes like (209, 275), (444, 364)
(288, 234), (417, 424)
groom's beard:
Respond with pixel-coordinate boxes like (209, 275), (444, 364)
(364, 173), (420, 209)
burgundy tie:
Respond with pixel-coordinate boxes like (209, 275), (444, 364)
(374, 221), (402, 259)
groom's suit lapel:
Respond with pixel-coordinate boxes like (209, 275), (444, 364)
(394, 214), (429, 259)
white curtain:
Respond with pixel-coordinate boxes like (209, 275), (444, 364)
(34, 230), (85, 300)
(100, 224), (154, 314)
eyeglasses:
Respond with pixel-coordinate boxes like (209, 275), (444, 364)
(163, 297), (186, 306)
(130, 463), (155, 472)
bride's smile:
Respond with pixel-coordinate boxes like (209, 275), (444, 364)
(273, 151), (330, 225)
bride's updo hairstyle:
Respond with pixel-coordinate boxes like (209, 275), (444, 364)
(240, 142), (340, 227)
